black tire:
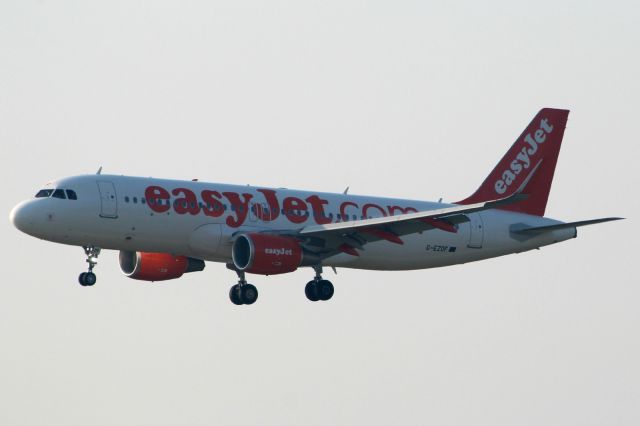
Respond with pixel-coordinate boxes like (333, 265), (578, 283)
(241, 284), (258, 305)
(318, 280), (334, 301)
(229, 285), (243, 305)
(84, 272), (97, 286)
(78, 272), (87, 286)
(305, 281), (319, 302)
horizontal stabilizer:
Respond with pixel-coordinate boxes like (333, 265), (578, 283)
(513, 217), (624, 234)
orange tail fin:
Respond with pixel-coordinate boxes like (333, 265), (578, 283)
(457, 108), (569, 216)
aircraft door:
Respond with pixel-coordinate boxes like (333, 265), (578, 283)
(97, 181), (118, 219)
(467, 213), (484, 248)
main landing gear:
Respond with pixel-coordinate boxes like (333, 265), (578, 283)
(229, 270), (258, 305)
(305, 266), (334, 302)
(226, 266), (335, 305)
(78, 246), (100, 287)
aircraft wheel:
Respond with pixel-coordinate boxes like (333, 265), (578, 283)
(84, 272), (97, 286)
(318, 280), (334, 301)
(305, 280), (320, 302)
(79, 272), (96, 286)
(241, 284), (258, 305)
(229, 284), (243, 305)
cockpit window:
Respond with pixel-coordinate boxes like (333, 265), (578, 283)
(66, 190), (78, 200)
(52, 189), (66, 199)
(35, 189), (53, 198)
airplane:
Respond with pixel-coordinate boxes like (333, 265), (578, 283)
(9, 108), (622, 305)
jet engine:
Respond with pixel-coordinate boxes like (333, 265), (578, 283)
(232, 233), (309, 275)
(119, 251), (205, 281)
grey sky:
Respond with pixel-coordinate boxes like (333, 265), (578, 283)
(1, 1), (638, 425)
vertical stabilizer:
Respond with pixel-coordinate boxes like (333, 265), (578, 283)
(457, 108), (569, 216)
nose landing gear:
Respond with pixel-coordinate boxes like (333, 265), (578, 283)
(305, 266), (334, 302)
(78, 246), (101, 287)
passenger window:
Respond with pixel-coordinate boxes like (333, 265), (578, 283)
(52, 189), (66, 199)
(133, 197), (138, 204)
(35, 189), (53, 198)
(141, 198), (146, 204)
(66, 190), (78, 200)
(125, 196), (130, 203)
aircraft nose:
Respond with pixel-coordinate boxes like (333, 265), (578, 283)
(10, 200), (37, 234)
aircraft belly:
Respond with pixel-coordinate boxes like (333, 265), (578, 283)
(324, 231), (471, 270)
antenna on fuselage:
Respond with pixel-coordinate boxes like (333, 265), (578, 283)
(96, 166), (102, 175)
(343, 186), (349, 194)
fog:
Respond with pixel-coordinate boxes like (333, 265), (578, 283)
(1, 1), (637, 425)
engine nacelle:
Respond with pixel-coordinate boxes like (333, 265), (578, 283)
(119, 251), (205, 281)
(232, 233), (304, 275)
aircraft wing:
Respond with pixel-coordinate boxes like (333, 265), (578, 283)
(270, 192), (528, 257)
(299, 195), (523, 235)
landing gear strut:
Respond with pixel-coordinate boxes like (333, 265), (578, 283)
(229, 270), (258, 305)
(305, 266), (334, 302)
(78, 246), (101, 287)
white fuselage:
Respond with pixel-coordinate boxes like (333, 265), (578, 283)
(10, 174), (575, 272)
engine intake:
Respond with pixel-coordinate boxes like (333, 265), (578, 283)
(232, 233), (305, 275)
(119, 251), (205, 281)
